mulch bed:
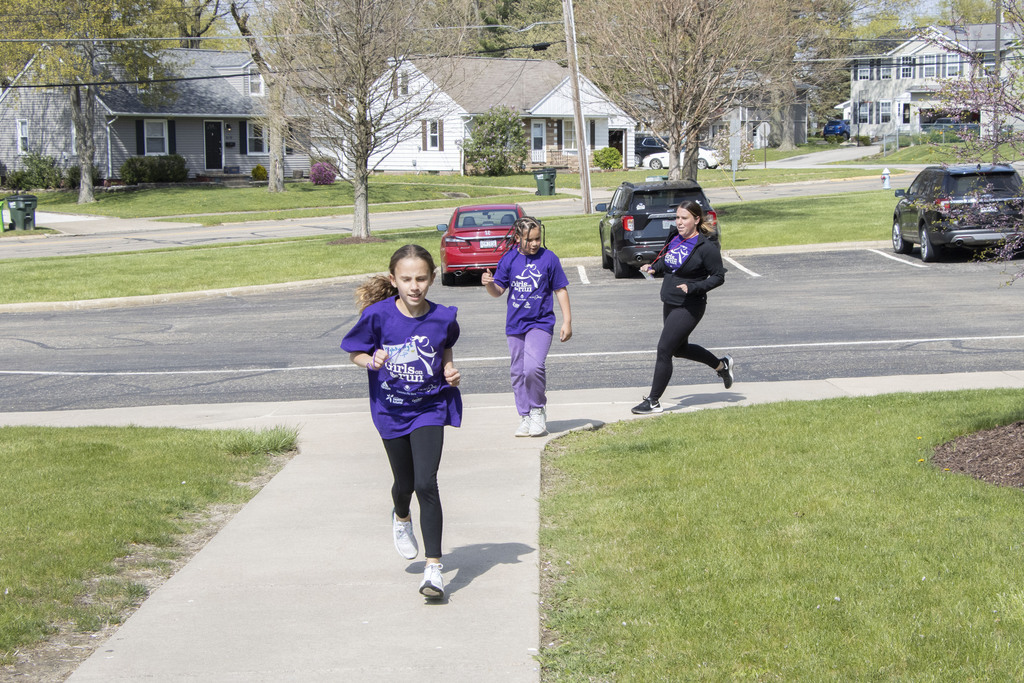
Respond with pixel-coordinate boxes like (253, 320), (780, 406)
(932, 420), (1024, 488)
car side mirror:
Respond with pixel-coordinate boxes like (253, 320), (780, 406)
(595, 203), (608, 212)
(437, 224), (447, 232)
(894, 189), (905, 198)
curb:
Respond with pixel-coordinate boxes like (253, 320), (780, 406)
(0, 243), (896, 314)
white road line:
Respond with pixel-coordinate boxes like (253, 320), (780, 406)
(4, 334), (1022, 377)
(577, 264), (590, 284)
(868, 249), (929, 268)
(722, 254), (761, 277)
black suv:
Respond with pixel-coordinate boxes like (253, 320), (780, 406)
(596, 180), (719, 278)
(892, 164), (1023, 262)
(634, 135), (667, 167)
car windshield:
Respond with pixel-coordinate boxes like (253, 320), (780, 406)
(949, 173), (1022, 197)
(455, 210), (518, 229)
(632, 190), (701, 212)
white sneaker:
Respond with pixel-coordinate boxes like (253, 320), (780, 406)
(392, 509), (418, 560)
(419, 562), (444, 599)
(514, 415), (532, 437)
(529, 407), (547, 436)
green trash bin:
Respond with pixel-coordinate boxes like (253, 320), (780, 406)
(7, 194), (37, 231)
(534, 167), (557, 196)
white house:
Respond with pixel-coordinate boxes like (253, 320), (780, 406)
(847, 23), (1022, 139)
(356, 57), (636, 173)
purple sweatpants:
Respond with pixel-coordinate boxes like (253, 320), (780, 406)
(507, 328), (553, 416)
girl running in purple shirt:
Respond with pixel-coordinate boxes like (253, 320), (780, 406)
(341, 244), (461, 600)
(482, 216), (572, 437)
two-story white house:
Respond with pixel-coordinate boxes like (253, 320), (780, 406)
(847, 23), (1022, 140)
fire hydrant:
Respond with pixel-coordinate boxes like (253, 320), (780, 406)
(881, 168), (891, 190)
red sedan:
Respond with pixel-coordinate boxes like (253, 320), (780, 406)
(436, 204), (525, 285)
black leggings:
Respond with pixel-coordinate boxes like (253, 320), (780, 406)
(650, 300), (720, 400)
(381, 425), (444, 559)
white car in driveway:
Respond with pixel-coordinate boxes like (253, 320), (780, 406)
(643, 147), (720, 170)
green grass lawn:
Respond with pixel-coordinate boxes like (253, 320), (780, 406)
(29, 166), (893, 228)
(0, 191), (895, 304)
(0, 425), (297, 663)
(540, 389), (1024, 680)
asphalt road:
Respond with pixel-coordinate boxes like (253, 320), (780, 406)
(0, 174), (912, 260)
(3, 246), (1021, 412)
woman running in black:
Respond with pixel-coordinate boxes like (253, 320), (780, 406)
(631, 200), (733, 414)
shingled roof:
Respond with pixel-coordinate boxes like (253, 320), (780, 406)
(417, 57), (570, 115)
(100, 49), (262, 117)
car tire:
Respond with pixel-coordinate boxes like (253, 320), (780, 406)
(441, 270), (457, 286)
(892, 219), (912, 254)
(843, 132), (850, 141)
(697, 159), (708, 170)
(634, 155), (643, 167)
(919, 225), (940, 262)
(611, 241), (629, 279)
(649, 158), (663, 170)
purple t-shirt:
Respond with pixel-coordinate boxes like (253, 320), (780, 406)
(492, 247), (569, 335)
(662, 234), (699, 271)
(340, 298), (462, 439)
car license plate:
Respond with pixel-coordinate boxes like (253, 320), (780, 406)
(480, 239), (497, 249)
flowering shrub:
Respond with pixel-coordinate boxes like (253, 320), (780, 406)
(309, 162), (338, 185)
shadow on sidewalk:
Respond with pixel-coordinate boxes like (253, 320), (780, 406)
(406, 542), (535, 598)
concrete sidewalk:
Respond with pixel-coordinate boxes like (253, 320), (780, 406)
(2, 372), (1024, 681)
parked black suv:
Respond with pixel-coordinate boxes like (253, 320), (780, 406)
(596, 180), (719, 278)
(634, 135), (667, 167)
(892, 164), (1023, 262)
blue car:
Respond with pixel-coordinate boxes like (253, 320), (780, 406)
(823, 119), (850, 139)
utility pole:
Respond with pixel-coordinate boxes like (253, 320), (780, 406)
(562, 0), (592, 214)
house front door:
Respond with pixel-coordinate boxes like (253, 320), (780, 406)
(205, 121), (223, 171)
(531, 122), (546, 164)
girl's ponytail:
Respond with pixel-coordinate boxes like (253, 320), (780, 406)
(355, 275), (398, 311)
(354, 244), (437, 311)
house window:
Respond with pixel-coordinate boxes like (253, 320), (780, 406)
(880, 101), (891, 123)
(984, 54), (997, 75)
(857, 65), (871, 80)
(248, 123), (266, 154)
(903, 103), (911, 124)
(921, 55), (937, 78)
(945, 58), (961, 77)
(880, 62), (892, 80)
(248, 67), (264, 96)
(901, 56), (914, 79)
(858, 102), (869, 124)
(564, 119), (576, 149)
(16, 119), (28, 154)
(145, 120), (167, 154)
(427, 120), (439, 150)
(70, 121), (76, 153)
(399, 72), (409, 96)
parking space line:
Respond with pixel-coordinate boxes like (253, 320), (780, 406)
(722, 254), (761, 278)
(868, 249), (928, 268)
(577, 265), (590, 285)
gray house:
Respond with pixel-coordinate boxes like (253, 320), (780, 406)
(0, 48), (310, 183)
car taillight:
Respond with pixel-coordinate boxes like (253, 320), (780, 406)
(936, 198), (951, 213)
(623, 215), (635, 231)
(706, 209), (718, 229)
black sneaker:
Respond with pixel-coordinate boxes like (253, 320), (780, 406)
(631, 396), (663, 414)
(717, 355), (734, 389)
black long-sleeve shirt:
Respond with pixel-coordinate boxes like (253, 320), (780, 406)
(651, 233), (726, 306)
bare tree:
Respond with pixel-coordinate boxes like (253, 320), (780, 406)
(263, 0), (472, 238)
(230, 1), (286, 192)
(579, 0), (781, 180)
